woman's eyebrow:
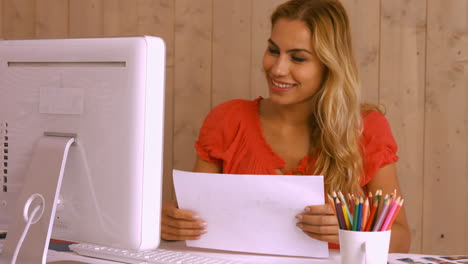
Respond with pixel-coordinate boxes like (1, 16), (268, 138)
(268, 39), (313, 55)
(268, 39), (279, 48)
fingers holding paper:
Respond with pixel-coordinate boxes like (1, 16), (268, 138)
(296, 204), (339, 244)
(161, 200), (208, 241)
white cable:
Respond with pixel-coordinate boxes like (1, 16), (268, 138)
(11, 204), (41, 264)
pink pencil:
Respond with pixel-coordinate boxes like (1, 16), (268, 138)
(380, 197), (401, 231)
(386, 198), (404, 230)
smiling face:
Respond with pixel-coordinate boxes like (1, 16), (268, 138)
(263, 18), (326, 107)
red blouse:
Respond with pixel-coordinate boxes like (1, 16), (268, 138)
(195, 97), (398, 185)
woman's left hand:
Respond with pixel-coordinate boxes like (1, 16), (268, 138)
(295, 204), (339, 244)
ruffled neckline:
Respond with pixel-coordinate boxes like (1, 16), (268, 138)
(252, 97), (310, 175)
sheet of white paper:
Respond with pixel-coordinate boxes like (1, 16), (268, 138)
(173, 169), (329, 258)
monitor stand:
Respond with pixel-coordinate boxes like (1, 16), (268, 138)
(0, 134), (75, 264)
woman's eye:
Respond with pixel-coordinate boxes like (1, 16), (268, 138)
(292, 56), (306, 62)
(268, 47), (279, 55)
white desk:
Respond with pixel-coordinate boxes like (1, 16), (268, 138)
(45, 241), (341, 264)
(2, 239), (457, 264)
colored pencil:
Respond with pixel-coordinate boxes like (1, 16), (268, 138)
(356, 197), (363, 231)
(371, 190), (382, 228)
(334, 198), (346, 229)
(332, 190), (338, 199)
(372, 199), (391, 231)
(338, 191), (348, 208)
(327, 193), (336, 214)
(338, 190), (353, 227)
(328, 190), (404, 232)
(364, 202), (378, 231)
(385, 198), (404, 231)
(352, 199), (360, 231)
(342, 203), (351, 230)
(380, 197), (401, 231)
(361, 197), (370, 232)
(348, 193), (354, 215)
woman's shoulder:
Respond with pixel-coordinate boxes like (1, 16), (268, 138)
(360, 108), (398, 185)
(362, 110), (392, 134)
(199, 97), (261, 134)
(359, 103), (390, 130)
(203, 98), (260, 126)
(195, 97), (262, 163)
(360, 108), (397, 157)
(210, 97), (260, 115)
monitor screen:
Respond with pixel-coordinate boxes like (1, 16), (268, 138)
(0, 36), (165, 260)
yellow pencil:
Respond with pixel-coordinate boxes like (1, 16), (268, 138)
(342, 203), (351, 230)
(338, 191), (353, 227)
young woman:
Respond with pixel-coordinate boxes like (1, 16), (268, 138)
(161, 0), (411, 253)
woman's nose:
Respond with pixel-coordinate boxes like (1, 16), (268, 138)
(271, 56), (289, 76)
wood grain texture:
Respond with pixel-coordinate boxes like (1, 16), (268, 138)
(423, 0), (468, 254)
(3, 0), (36, 39)
(0, 0), (4, 39)
(340, 0), (380, 105)
(35, 0), (68, 38)
(212, 0), (252, 107)
(379, 0), (427, 253)
(173, 0), (212, 174)
(69, 0), (104, 38)
(136, 0), (175, 64)
(102, 0), (138, 37)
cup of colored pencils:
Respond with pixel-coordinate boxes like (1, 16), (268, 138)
(327, 189), (404, 232)
(328, 189), (404, 264)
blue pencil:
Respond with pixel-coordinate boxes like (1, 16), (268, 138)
(357, 197), (363, 231)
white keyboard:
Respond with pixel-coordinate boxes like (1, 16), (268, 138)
(70, 243), (249, 264)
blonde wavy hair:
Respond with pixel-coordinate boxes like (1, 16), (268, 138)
(271, 0), (367, 195)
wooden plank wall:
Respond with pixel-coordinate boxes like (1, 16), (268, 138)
(379, 0), (427, 254)
(424, 0), (468, 254)
(0, 0), (3, 39)
(1, 0), (467, 255)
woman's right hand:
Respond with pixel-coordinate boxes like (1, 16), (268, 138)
(161, 200), (208, 241)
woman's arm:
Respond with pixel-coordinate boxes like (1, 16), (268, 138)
(192, 156), (223, 173)
(160, 156), (221, 241)
(366, 163), (411, 253)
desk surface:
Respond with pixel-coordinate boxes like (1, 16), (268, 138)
(45, 241), (341, 264)
(2, 239), (460, 264)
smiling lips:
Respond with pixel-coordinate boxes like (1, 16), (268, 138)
(270, 79), (296, 93)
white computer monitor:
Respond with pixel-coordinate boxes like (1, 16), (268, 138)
(0, 36), (165, 263)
